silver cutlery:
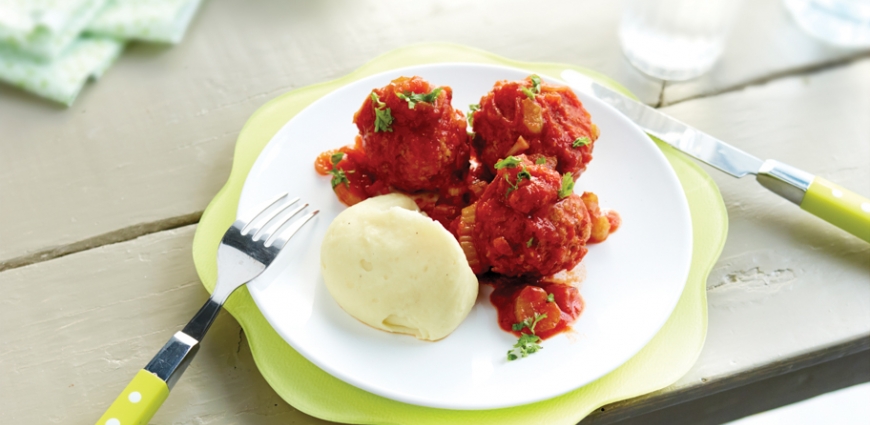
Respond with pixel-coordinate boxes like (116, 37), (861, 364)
(96, 193), (318, 425)
(562, 69), (870, 243)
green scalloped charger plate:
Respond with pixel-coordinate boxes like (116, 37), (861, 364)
(191, 43), (727, 425)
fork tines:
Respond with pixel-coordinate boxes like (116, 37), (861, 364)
(241, 193), (319, 250)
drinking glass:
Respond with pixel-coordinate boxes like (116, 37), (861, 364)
(784, 0), (870, 47)
(619, 0), (744, 81)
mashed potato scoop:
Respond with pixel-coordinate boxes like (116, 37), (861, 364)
(320, 193), (478, 341)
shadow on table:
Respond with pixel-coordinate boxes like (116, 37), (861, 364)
(587, 349), (870, 425)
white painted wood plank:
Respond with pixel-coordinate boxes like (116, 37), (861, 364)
(666, 58), (870, 387)
(588, 58), (870, 422)
(1, 165), (866, 424)
(3, 0), (864, 267)
(0, 0), (660, 267)
(2, 62), (869, 421)
(0, 225), (330, 424)
(663, 0), (870, 104)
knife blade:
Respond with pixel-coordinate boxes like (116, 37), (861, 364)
(560, 69), (870, 243)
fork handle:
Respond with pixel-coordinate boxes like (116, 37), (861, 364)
(95, 370), (169, 425)
(96, 297), (223, 424)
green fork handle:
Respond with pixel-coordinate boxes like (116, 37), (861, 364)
(95, 370), (169, 425)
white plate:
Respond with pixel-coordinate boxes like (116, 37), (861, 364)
(238, 63), (693, 410)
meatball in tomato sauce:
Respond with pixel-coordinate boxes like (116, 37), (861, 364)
(470, 154), (592, 277)
(354, 76), (470, 193)
(471, 75), (598, 176)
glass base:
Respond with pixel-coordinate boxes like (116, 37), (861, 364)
(620, 46), (718, 81)
(619, 29), (721, 81)
(784, 0), (870, 48)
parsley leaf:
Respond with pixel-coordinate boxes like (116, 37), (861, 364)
(327, 152), (350, 189)
(374, 108), (393, 132)
(507, 333), (543, 360)
(517, 167), (532, 181)
(547, 293), (555, 303)
(468, 103), (480, 126)
(558, 172), (574, 199)
(521, 75), (543, 100)
(371, 92), (385, 108)
(504, 173), (519, 196)
(329, 168), (349, 189)
(535, 157), (547, 165)
(371, 92), (393, 132)
(330, 152), (345, 166)
(494, 156), (522, 169)
(526, 237), (534, 247)
(505, 166), (531, 197)
(507, 312), (548, 361)
(530, 74), (542, 93)
(397, 87), (443, 109)
(572, 136), (590, 148)
(528, 312), (547, 332)
(521, 87), (536, 100)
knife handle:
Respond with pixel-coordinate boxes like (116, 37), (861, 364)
(800, 177), (870, 243)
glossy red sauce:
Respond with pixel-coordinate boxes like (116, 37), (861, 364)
(472, 75), (599, 176)
(315, 75), (619, 342)
(482, 273), (584, 340)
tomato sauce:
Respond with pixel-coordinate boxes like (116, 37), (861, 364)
(472, 75), (599, 176)
(314, 75), (619, 343)
(483, 273), (584, 340)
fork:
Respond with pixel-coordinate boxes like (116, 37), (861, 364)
(96, 193), (318, 425)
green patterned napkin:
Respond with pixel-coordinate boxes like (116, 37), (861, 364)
(0, 0), (202, 104)
(0, 0), (109, 60)
(86, 0), (202, 44)
(0, 36), (122, 104)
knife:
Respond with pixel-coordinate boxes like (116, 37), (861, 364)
(561, 69), (870, 243)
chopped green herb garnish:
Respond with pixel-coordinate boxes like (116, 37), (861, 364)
(517, 167), (532, 181)
(468, 103), (480, 126)
(328, 152), (350, 188)
(572, 136), (590, 148)
(504, 174), (519, 196)
(558, 172), (574, 199)
(371, 92), (385, 107)
(505, 166), (531, 197)
(494, 156), (522, 169)
(521, 75), (543, 100)
(371, 92), (393, 132)
(521, 87), (536, 100)
(397, 87), (442, 109)
(528, 313), (547, 332)
(535, 157), (547, 165)
(507, 334), (543, 360)
(507, 313), (548, 361)
(530, 75), (542, 93)
(526, 237), (534, 247)
(329, 168), (349, 189)
(547, 293), (555, 303)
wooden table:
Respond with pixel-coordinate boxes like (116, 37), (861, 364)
(2, 1), (868, 423)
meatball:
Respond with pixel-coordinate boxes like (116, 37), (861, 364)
(353, 76), (470, 192)
(471, 154), (592, 276)
(471, 75), (598, 176)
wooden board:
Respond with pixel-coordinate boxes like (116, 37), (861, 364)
(0, 226), (328, 424)
(2, 0), (866, 268)
(2, 1), (869, 423)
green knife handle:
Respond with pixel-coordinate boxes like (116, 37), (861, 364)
(801, 177), (870, 243)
